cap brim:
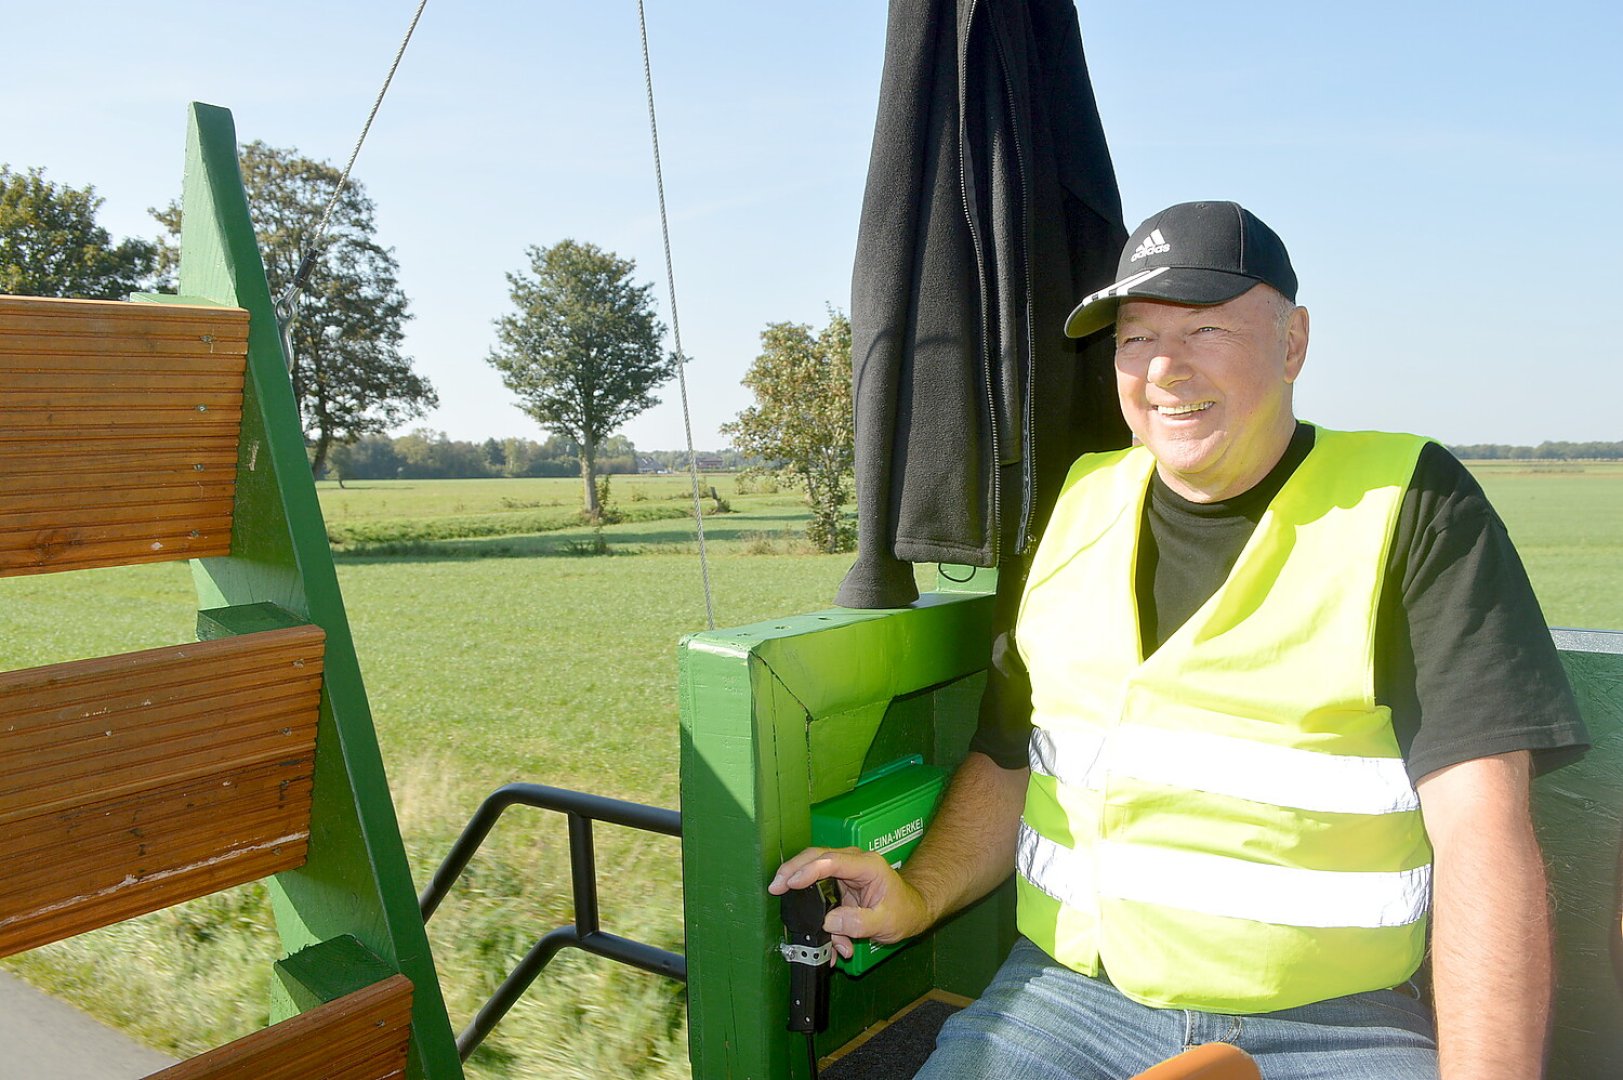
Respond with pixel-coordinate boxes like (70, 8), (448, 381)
(1063, 267), (1264, 339)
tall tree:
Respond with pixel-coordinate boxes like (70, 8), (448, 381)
(487, 239), (674, 517)
(0, 165), (156, 299)
(723, 311), (855, 552)
(153, 141), (436, 476)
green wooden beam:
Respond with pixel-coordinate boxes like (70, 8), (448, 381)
(1541, 628), (1623, 1077)
(680, 589), (1011, 1079)
(272, 935), (399, 1018)
(173, 101), (462, 1080)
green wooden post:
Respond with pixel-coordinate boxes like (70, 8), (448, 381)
(1540, 628), (1623, 1077)
(680, 582), (1014, 1079)
(141, 101), (464, 1079)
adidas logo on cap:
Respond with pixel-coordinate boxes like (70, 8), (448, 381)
(1130, 228), (1170, 262)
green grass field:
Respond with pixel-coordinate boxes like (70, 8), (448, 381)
(1, 464), (1618, 1077)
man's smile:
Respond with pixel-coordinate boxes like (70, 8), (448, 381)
(1153, 401), (1215, 417)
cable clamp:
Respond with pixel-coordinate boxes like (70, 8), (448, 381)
(779, 941), (832, 967)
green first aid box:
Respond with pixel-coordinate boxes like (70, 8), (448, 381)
(810, 757), (948, 975)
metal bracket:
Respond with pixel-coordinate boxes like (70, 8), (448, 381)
(779, 941), (833, 967)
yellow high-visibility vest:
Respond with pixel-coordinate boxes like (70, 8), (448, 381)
(1015, 426), (1432, 1013)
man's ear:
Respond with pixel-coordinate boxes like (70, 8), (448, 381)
(1284, 305), (1310, 383)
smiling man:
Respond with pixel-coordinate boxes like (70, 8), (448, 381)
(772, 202), (1589, 1078)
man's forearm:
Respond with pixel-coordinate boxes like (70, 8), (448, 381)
(1419, 752), (1552, 1078)
(898, 751), (1029, 931)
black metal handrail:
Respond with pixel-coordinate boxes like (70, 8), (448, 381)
(419, 782), (685, 1061)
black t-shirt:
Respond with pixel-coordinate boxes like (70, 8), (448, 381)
(970, 424), (1589, 783)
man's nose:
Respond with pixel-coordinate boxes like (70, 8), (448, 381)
(1146, 347), (1190, 385)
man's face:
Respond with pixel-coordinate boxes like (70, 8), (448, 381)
(1113, 285), (1309, 503)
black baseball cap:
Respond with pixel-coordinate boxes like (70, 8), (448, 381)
(1063, 201), (1298, 339)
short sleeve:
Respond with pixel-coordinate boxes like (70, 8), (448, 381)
(1380, 445), (1589, 784)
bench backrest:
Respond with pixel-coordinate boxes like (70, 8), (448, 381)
(0, 296), (245, 576)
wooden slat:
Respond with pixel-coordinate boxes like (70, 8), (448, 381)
(0, 487), (236, 522)
(1, 760), (314, 883)
(0, 765), (314, 909)
(1, 390), (245, 409)
(0, 466), (237, 498)
(0, 429), (244, 449)
(0, 296), (248, 343)
(0, 369), (248, 392)
(148, 975), (413, 1080)
(0, 347), (246, 368)
(0, 527), (234, 577)
(0, 295), (250, 578)
(0, 406), (243, 428)
(0, 626), (325, 957)
(0, 445), (239, 473)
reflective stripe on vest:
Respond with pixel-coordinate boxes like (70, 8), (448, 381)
(1028, 725), (1421, 816)
(1014, 426), (1433, 1013)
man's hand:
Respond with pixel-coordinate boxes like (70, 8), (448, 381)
(769, 847), (932, 959)
(767, 752), (1030, 961)
(1417, 750), (1550, 1079)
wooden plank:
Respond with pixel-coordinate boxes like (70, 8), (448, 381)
(0, 295), (248, 342)
(0, 429), (242, 447)
(0, 351), (248, 372)
(0, 480), (236, 516)
(0, 532), (234, 577)
(0, 766), (314, 903)
(0, 302), (249, 336)
(0, 447), (239, 473)
(0, 406), (243, 428)
(1, 759), (313, 870)
(0, 511), (234, 544)
(0, 467), (237, 498)
(1, 390), (245, 409)
(0, 627), (325, 955)
(147, 975), (413, 1080)
(0, 704), (317, 816)
(0, 370), (247, 392)
(0, 625), (322, 696)
(0, 294), (249, 577)
(0, 840), (308, 959)
(0, 667), (317, 743)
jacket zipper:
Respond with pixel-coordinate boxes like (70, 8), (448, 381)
(989, 16), (1037, 554)
(957, 0), (1000, 563)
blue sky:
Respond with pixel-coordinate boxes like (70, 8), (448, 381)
(6, 1), (1619, 450)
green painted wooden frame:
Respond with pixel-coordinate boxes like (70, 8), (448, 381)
(130, 102), (464, 1080)
(1540, 627), (1623, 1077)
(679, 575), (1015, 1079)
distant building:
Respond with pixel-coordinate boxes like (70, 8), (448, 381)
(637, 455), (666, 474)
(694, 455), (725, 473)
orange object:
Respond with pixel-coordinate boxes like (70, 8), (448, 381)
(1131, 1042), (1263, 1080)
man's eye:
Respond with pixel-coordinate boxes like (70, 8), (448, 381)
(1194, 325), (1223, 334)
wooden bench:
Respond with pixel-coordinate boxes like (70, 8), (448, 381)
(0, 289), (421, 1077)
(0, 624), (324, 957)
(0, 103), (466, 1079)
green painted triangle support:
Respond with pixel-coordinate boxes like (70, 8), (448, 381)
(145, 101), (464, 1079)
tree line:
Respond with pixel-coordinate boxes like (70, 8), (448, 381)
(1448, 442), (1623, 461)
(327, 432), (758, 481)
(330, 431), (638, 481)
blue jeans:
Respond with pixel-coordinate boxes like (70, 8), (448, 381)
(915, 938), (1437, 1080)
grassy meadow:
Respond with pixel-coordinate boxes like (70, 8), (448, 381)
(0, 463), (1619, 1077)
